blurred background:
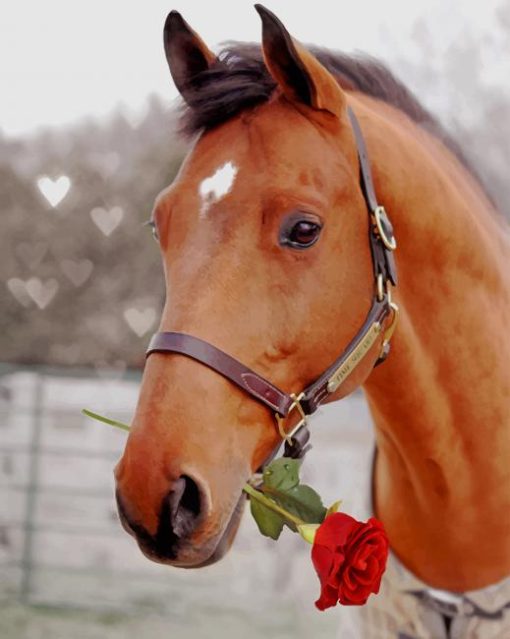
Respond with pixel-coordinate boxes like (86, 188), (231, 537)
(1, 1), (509, 637)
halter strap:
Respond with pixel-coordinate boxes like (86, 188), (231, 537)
(348, 108), (397, 288)
(147, 331), (294, 416)
(146, 296), (390, 417)
(146, 107), (398, 455)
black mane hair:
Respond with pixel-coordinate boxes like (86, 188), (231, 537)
(181, 44), (454, 147)
(179, 42), (487, 193)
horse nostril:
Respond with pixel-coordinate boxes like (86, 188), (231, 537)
(165, 475), (202, 538)
(116, 475), (203, 560)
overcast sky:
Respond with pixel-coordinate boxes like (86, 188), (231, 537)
(0, 0), (504, 137)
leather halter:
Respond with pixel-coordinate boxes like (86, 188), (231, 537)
(146, 107), (398, 459)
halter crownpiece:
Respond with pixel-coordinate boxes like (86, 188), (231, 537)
(146, 107), (399, 458)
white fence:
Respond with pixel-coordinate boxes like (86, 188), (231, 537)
(0, 365), (374, 638)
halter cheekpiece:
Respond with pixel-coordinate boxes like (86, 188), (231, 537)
(146, 107), (399, 460)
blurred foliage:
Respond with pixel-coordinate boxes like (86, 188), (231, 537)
(1, 7), (509, 368)
(1, 94), (187, 368)
(392, 0), (510, 216)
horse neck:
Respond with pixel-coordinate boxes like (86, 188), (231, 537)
(355, 96), (510, 589)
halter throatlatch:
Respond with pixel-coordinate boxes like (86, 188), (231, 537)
(146, 107), (399, 460)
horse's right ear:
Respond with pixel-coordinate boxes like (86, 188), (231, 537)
(163, 11), (216, 103)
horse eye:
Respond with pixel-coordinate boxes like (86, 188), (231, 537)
(279, 216), (323, 249)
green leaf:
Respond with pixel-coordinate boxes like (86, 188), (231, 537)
(246, 457), (329, 540)
(326, 500), (342, 516)
(265, 484), (327, 530)
(262, 458), (301, 491)
(249, 496), (285, 540)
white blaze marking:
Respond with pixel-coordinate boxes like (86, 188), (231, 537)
(198, 161), (238, 218)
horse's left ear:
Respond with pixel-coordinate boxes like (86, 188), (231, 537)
(255, 5), (345, 119)
(163, 11), (216, 103)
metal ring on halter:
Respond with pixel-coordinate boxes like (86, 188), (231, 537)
(275, 392), (307, 444)
(374, 205), (397, 251)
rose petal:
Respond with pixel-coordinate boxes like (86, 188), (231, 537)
(311, 544), (335, 583)
(315, 583), (339, 611)
(314, 513), (360, 549)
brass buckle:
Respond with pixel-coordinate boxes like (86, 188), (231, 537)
(275, 392), (307, 444)
(374, 206), (397, 251)
(380, 299), (399, 356)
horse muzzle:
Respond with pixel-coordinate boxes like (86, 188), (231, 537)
(115, 474), (246, 567)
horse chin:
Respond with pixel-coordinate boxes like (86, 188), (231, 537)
(182, 493), (246, 569)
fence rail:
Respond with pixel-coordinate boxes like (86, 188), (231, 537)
(0, 365), (140, 608)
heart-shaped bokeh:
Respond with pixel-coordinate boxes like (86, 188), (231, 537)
(37, 175), (71, 208)
(8, 277), (59, 309)
(90, 206), (124, 236)
(60, 259), (94, 287)
(16, 242), (49, 268)
(123, 307), (156, 337)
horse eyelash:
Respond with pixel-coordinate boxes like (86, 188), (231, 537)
(142, 219), (159, 241)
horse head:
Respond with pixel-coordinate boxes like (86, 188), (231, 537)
(114, 6), (393, 567)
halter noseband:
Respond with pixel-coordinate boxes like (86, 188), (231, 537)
(146, 107), (398, 460)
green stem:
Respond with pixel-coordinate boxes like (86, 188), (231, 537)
(242, 483), (306, 528)
(82, 409), (130, 432)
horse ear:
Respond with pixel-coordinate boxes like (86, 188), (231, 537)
(163, 11), (216, 103)
(254, 5), (345, 118)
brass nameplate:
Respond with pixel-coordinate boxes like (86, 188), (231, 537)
(327, 322), (382, 393)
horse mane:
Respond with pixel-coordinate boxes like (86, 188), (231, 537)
(179, 42), (481, 185)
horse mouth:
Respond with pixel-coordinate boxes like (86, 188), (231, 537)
(117, 490), (246, 568)
(184, 494), (246, 568)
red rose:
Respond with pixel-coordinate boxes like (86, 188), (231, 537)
(311, 512), (389, 610)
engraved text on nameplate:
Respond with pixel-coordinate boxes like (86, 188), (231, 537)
(327, 322), (382, 393)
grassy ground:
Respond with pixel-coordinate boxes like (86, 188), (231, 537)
(0, 601), (337, 639)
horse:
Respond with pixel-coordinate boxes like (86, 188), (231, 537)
(114, 6), (510, 635)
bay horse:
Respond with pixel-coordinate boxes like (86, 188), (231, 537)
(114, 5), (510, 634)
